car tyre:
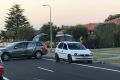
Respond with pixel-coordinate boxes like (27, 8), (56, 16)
(0, 76), (3, 80)
(55, 53), (60, 62)
(1, 53), (10, 61)
(27, 56), (32, 59)
(68, 54), (73, 63)
(35, 51), (42, 59)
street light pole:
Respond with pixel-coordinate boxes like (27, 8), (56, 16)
(42, 5), (52, 51)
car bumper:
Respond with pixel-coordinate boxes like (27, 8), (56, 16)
(72, 56), (93, 61)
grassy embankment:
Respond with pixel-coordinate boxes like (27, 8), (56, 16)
(91, 48), (120, 64)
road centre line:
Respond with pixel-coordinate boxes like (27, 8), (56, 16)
(38, 67), (54, 72)
(43, 58), (120, 73)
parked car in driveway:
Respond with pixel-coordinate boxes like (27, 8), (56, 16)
(0, 41), (48, 61)
(55, 41), (93, 63)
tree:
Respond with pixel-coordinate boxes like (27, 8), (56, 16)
(16, 26), (36, 41)
(105, 14), (120, 22)
(0, 31), (8, 42)
(113, 25), (120, 47)
(40, 22), (58, 41)
(5, 4), (31, 41)
(64, 25), (88, 41)
(94, 23), (116, 48)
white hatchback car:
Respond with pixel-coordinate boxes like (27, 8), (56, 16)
(55, 42), (93, 63)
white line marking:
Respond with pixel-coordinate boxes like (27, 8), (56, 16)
(72, 63), (120, 73)
(38, 67), (54, 72)
(43, 58), (55, 62)
(43, 58), (120, 73)
(33, 78), (44, 80)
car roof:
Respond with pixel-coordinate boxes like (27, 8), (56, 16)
(12, 41), (36, 43)
(7, 41), (33, 45)
(59, 41), (81, 44)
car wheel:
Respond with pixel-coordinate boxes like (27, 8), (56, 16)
(55, 53), (60, 62)
(1, 53), (10, 61)
(88, 60), (92, 64)
(0, 76), (3, 80)
(35, 51), (42, 59)
(27, 56), (32, 59)
(68, 54), (73, 63)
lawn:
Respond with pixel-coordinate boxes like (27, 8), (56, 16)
(91, 48), (120, 64)
(93, 53), (118, 59)
(91, 48), (120, 54)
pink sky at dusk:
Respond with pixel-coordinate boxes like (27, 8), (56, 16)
(0, 0), (120, 30)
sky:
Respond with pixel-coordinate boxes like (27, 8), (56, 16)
(0, 0), (120, 30)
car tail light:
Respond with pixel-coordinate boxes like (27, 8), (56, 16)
(0, 65), (4, 76)
(43, 45), (48, 50)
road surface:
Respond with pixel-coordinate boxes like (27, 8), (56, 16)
(3, 57), (120, 80)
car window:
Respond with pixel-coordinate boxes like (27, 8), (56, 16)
(27, 42), (35, 48)
(58, 43), (63, 49)
(68, 43), (86, 50)
(36, 42), (43, 46)
(63, 43), (67, 50)
(15, 42), (27, 49)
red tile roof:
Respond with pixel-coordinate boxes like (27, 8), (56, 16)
(108, 18), (120, 25)
(86, 23), (97, 31)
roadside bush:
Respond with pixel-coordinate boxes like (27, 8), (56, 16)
(64, 25), (88, 42)
(114, 25), (120, 47)
(94, 23), (116, 48)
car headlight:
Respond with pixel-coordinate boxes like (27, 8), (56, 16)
(74, 53), (78, 56)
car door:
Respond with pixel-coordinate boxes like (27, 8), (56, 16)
(27, 42), (36, 56)
(11, 42), (27, 57)
(62, 43), (68, 59)
(56, 43), (63, 58)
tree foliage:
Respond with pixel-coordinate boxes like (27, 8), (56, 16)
(39, 22), (58, 41)
(94, 23), (116, 48)
(113, 25), (120, 47)
(0, 31), (8, 41)
(5, 4), (34, 41)
(64, 25), (88, 41)
(105, 14), (120, 22)
(16, 26), (35, 41)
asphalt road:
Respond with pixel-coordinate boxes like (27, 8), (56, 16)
(3, 57), (120, 80)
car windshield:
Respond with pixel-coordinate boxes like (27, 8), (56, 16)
(68, 43), (86, 50)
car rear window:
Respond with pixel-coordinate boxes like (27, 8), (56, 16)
(36, 42), (43, 46)
(27, 42), (35, 48)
